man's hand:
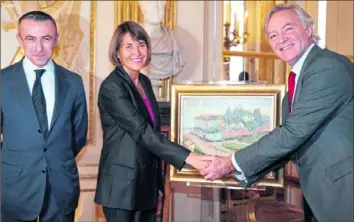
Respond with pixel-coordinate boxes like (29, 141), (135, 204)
(185, 152), (209, 171)
(200, 155), (236, 180)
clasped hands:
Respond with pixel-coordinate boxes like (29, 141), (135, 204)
(185, 153), (238, 181)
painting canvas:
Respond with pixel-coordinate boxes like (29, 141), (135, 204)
(169, 84), (286, 187)
(180, 95), (274, 156)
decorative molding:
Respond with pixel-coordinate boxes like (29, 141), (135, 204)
(78, 163), (99, 179)
(87, 1), (96, 144)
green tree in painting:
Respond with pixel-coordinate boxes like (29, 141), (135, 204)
(224, 106), (272, 137)
(242, 113), (258, 139)
(253, 108), (262, 126)
(231, 107), (244, 127)
(261, 114), (271, 125)
(224, 107), (232, 128)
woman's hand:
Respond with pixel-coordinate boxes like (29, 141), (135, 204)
(185, 152), (209, 171)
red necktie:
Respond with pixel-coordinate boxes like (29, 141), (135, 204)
(288, 71), (296, 112)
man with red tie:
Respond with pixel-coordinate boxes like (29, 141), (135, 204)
(201, 3), (353, 222)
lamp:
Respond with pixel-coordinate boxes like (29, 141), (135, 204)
(223, 4), (249, 50)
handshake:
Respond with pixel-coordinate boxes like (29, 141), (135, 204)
(185, 152), (238, 181)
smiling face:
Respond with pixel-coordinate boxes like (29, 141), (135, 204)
(118, 33), (149, 76)
(17, 19), (58, 67)
(266, 9), (313, 66)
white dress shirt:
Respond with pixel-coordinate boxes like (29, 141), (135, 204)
(231, 44), (316, 181)
(23, 57), (56, 128)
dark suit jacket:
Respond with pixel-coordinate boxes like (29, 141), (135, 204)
(94, 66), (190, 211)
(235, 45), (353, 221)
(1, 59), (88, 220)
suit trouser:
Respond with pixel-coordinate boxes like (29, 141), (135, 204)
(103, 207), (156, 222)
(2, 171), (75, 222)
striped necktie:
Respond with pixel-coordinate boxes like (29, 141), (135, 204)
(32, 69), (48, 139)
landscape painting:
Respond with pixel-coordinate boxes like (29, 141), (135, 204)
(169, 84), (286, 187)
(180, 95), (274, 157)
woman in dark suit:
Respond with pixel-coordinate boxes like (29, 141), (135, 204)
(94, 21), (206, 222)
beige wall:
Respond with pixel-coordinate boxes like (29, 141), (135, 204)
(306, 1), (354, 56)
(174, 1), (205, 83)
(326, 1), (354, 55)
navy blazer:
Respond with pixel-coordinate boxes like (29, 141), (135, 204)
(1, 59), (88, 220)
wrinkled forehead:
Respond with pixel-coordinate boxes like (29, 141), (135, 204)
(266, 10), (298, 32)
(269, 10), (299, 25)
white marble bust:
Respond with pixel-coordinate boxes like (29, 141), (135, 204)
(139, 0), (184, 98)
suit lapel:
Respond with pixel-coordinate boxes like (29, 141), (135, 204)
(10, 60), (42, 130)
(140, 75), (160, 129)
(49, 63), (69, 132)
(292, 45), (322, 106)
(115, 67), (156, 128)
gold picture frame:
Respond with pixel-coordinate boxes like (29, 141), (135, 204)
(169, 84), (286, 187)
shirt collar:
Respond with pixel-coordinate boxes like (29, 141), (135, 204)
(23, 57), (55, 75)
(291, 43), (315, 75)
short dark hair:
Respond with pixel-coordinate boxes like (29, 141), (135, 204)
(18, 11), (57, 32)
(108, 21), (151, 66)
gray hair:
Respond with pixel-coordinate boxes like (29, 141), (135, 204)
(264, 2), (320, 43)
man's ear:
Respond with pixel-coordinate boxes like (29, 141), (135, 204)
(54, 33), (59, 46)
(306, 24), (313, 38)
(16, 33), (23, 47)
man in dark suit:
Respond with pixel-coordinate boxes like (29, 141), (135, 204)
(201, 3), (353, 222)
(1, 11), (88, 222)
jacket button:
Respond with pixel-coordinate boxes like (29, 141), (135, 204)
(37, 129), (42, 133)
(43, 148), (47, 152)
(41, 170), (46, 174)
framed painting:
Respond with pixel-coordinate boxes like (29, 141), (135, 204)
(1, 1), (96, 144)
(169, 84), (286, 187)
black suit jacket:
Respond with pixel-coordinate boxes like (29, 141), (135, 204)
(1, 59), (88, 220)
(235, 45), (353, 221)
(94, 66), (190, 210)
